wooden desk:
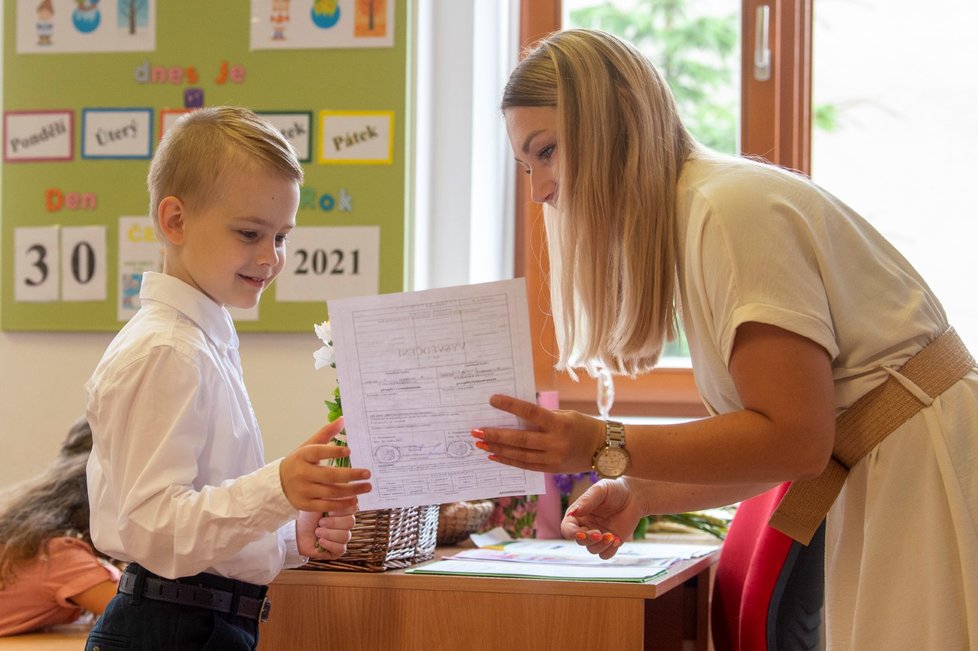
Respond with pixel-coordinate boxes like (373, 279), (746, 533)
(0, 623), (91, 651)
(257, 546), (718, 651)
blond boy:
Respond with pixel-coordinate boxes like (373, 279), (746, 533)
(85, 106), (371, 650)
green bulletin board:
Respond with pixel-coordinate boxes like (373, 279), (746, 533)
(2, 0), (408, 332)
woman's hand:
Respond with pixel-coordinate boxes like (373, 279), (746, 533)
(471, 394), (605, 473)
(560, 479), (647, 560)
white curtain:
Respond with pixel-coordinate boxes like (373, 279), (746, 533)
(409, 0), (520, 291)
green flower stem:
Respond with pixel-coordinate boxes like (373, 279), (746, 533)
(315, 385), (348, 552)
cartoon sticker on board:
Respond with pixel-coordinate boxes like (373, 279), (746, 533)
(72, 0), (101, 34)
(311, 0), (340, 29)
(36, 0), (54, 45)
(120, 273), (142, 311)
(18, 0), (156, 53)
(354, 0), (386, 37)
(118, 0), (150, 35)
(270, 0), (290, 40)
(184, 88), (204, 109)
(249, 0), (393, 49)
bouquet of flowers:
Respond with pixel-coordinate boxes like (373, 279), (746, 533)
(484, 494), (539, 539)
(311, 320), (346, 553)
(313, 321), (349, 467)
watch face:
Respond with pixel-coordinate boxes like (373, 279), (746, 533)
(595, 447), (629, 478)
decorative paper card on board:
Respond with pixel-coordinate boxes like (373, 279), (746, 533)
(319, 110), (393, 164)
(16, 0), (156, 54)
(117, 217), (161, 322)
(3, 111), (73, 163)
(275, 226), (380, 301)
(81, 108), (154, 160)
(250, 0), (394, 50)
(258, 112), (313, 162)
(158, 110), (192, 143)
(13, 225), (107, 303)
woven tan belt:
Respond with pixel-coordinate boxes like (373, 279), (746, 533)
(768, 327), (976, 545)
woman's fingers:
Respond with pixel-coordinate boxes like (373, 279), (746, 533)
(488, 394), (556, 429)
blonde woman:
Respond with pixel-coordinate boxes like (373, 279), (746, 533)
(473, 29), (977, 650)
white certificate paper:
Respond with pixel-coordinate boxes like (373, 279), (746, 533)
(329, 279), (544, 510)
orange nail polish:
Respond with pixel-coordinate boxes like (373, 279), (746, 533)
(471, 429), (485, 439)
(614, 537), (623, 547)
(602, 532), (614, 543)
(590, 532), (602, 541)
(487, 454), (499, 462)
(575, 531), (587, 541)
(474, 441), (489, 451)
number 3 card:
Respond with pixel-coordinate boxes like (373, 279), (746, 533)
(14, 227), (60, 302)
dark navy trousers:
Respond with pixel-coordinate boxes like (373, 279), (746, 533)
(85, 564), (263, 651)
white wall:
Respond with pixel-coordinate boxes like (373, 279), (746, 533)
(0, 330), (337, 486)
(1, 331), (111, 482)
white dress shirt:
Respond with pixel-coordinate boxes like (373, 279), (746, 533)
(86, 272), (305, 584)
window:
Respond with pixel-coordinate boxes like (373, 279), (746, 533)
(811, 0), (978, 354)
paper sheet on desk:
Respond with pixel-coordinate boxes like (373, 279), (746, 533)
(446, 548), (676, 568)
(405, 558), (672, 582)
(405, 530), (719, 582)
(328, 279), (544, 510)
(467, 537), (718, 563)
(469, 529), (718, 564)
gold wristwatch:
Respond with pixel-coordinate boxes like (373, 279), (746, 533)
(591, 419), (629, 479)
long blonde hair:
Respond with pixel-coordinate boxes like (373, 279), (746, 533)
(502, 29), (696, 377)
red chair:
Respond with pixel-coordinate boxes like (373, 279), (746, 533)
(711, 482), (824, 651)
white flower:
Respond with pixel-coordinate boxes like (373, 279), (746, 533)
(313, 320), (335, 369)
(313, 344), (334, 370)
(314, 320), (333, 345)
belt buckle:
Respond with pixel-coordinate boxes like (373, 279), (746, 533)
(259, 596), (272, 623)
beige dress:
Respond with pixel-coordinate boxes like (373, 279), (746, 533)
(675, 154), (978, 650)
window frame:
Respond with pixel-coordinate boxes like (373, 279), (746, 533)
(515, 0), (811, 416)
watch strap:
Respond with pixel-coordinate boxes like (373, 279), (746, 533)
(605, 420), (625, 448)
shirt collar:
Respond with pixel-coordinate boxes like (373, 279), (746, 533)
(138, 272), (239, 351)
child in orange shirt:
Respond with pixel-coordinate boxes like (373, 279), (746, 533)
(0, 418), (120, 636)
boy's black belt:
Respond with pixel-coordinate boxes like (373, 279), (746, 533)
(119, 564), (272, 623)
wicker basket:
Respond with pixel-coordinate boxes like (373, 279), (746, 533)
(437, 500), (495, 545)
(305, 505), (440, 573)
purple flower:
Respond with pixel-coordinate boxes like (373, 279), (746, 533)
(552, 472), (600, 496)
